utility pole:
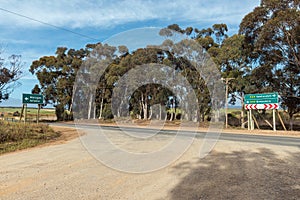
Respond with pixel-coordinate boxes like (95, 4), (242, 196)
(222, 78), (235, 129)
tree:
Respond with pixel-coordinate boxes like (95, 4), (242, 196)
(160, 24), (230, 122)
(216, 34), (253, 128)
(31, 84), (41, 94)
(72, 43), (118, 120)
(239, 0), (300, 129)
(102, 47), (167, 120)
(0, 51), (23, 102)
(30, 47), (87, 120)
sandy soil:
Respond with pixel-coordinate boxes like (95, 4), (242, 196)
(0, 125), (299, 200)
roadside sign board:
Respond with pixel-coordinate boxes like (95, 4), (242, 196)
(245, 92), (278, 104)
(244, 92), (278, 110)
(22, 93), (43, 104)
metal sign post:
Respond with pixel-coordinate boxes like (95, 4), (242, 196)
(24, 104), (27, 124)
(249, 109), (254, 130)
(273, 109), (276, 131)
(247, 110), (250, 130)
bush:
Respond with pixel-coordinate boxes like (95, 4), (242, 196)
(55, 104), (65, 121)
(13, 111), (20, 116)
(102, 105), (114, 119)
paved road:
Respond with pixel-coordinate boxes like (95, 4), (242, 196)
(53, 122), (300, 147)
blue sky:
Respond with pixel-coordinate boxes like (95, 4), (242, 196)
(0, 0), (260, 107)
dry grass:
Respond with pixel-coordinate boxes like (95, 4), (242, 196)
(0, 121), (60, 154)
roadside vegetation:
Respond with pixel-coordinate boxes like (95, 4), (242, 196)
(227, 108), (300, 131)
(0, 121), (60, 154)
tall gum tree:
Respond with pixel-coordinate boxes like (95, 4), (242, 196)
(30, 47), (87, 120)
(239, 0), (300, 130)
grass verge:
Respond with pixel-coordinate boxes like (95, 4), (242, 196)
(0, 121), (61, 155)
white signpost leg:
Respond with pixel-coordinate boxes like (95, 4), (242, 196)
(249, 109), (254, 130)
(24, 104), (27, 124)
(37, 104), (40, 124)
(247, 110), (250, 130)
(273, 109), (276, 131)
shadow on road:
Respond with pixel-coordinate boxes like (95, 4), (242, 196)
(170, 148), (300, 200)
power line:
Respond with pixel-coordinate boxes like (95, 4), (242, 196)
(0, 7), (100, 41)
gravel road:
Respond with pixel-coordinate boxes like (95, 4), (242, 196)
(1, 127), (299, 200)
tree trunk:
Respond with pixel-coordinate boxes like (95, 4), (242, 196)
(241, 109), (245, 128)
(99, 95), (104, 119)
(159, 104), (162, 120)
(169, 111), (173, 121)
(139, 101), (143, 119)
(148, 106), (152, 120)
(69, 84), (77, 113)
(174, 108), (177, 121)
(289, 113), (294, 131)
(142, 94), (148, 120)
(201, 113), (205, 122)
(194, 110), (199, 122)
(93, 104), (96, 119)
(143, 102), (148, 120)
(241, 94), (245, 128)
(88, 94), (93, 119)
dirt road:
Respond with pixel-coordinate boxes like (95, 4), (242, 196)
(0, 127), (299, 200)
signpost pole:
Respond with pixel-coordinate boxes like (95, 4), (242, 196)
(249, 109), (253, 130)
(273, 109), (276, 131)
(24, 104), (27, 124)
(20, 104), (25, 122)
(37, 104), (40, 124)
(247, 110), (250, 130)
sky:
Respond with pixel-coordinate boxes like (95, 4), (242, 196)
(0, 0), (260, 107)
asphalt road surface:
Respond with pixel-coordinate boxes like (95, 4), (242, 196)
(1, 124), (299, 200)
(54, 123), (300, 147)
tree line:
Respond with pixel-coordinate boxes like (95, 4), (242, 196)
(1, 0), (299, 129)
(30, 0), (300, 129)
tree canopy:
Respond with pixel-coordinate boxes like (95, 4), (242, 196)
(239, 0), (300, 129)
(0, 50), (23, 102)
(28, 0), (300, 129)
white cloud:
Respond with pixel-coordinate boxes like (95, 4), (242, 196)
(0, 0), (260, 29)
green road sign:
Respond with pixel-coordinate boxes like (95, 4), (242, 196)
(22, 93), (43, 104)
(244, 92), (278, 104)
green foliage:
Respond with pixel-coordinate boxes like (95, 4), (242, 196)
(30, 46), (88, 120)
(239, 0), (300, 129)
(102, 103), (113, 119)
(28, 13), (300, 128)
(31, 84), (41, 94)
(0, 53), (23, 102)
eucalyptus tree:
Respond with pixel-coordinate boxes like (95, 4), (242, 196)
(0, 51), (23, 102)
(239, 0), (300, 129)
(30, 47), (87, 120)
